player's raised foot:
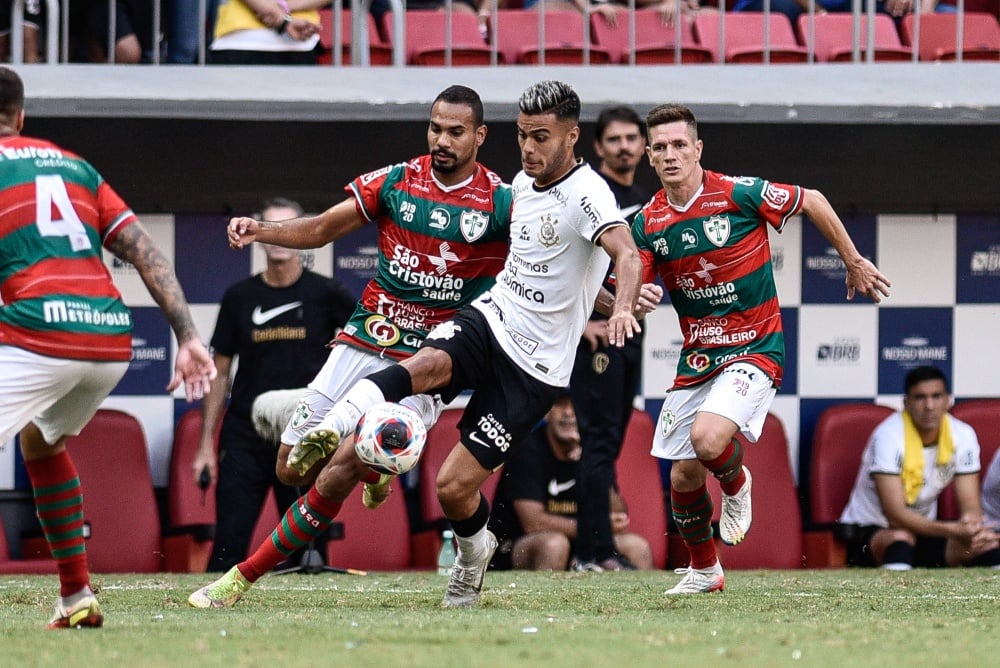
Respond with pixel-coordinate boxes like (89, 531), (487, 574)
(362, 473), (394, 510)
(188, 565), (252, 608)
(290, 422), (346, 476)
(720, 466), (752, 546)
(47, 594), (103, 629)
(442, 531), (498, 608)
(665, 561), (725, 595)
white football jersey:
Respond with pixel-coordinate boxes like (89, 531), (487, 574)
(839, 412), (981, 527)
(981, 448), (1000, 527)
(472, 161), (625, 386)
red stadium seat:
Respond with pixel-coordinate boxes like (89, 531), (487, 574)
(326, 477), (411, 571)
(390, 10), (496, 65)
(590, 9), (714, 64)
(317, 8), (393, 66)
(162, 407), (289, 572)
(494, 9), (612, 65)
(901, 12), (1000, 61)
(804, 403), (893, 567)
(615, 409), (668, 569)
(952, 400), (1000, 483)
(411, 406), (501, 568)
(937, 399), (1000, 521)
(796, 13), (912, 62)
(0, 514), (58, 575)
(705, 413), (803, 569)
(693, 12), (808, 63)
(68, 409), (163, 573)
(163, 408), (217, 572)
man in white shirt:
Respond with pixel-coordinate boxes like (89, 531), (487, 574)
(981, 448), (1000, 529)
(839, 366), (1000, 569)
(290, 80), (656, 607)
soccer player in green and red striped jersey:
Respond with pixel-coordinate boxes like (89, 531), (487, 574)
(0, 67), (216, 628)
(632, 103), (891, 595)
(189, 85), (514, 609)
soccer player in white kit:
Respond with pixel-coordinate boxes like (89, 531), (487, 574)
(289, 80), (648, 607)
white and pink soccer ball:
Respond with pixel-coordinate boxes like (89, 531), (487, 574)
(353, 402), (428, 476)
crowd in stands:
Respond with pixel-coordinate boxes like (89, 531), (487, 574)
(3, 0), (1000, 64)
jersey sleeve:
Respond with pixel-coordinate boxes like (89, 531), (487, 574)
(631, 211), (660, 284)
(733, 177), (803, 234)
(95, 179), (139, 246)
(951, 418), (982, 475)
(580, 172), (627, 245)
(345, 163), (400, 223)
(868, 423), (904, 477)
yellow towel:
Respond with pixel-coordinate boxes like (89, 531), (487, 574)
(901, 410), (954, 506)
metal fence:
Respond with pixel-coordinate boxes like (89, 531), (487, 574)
(7, 0), (998, 65)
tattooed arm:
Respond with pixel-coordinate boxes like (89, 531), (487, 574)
(108, 221), (217, 400)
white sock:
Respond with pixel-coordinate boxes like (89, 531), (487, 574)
(881, 562), (913, 571)
(455, 525), (491, 564)
(62, 586), (93, 607)
(327, 379), (386, 433)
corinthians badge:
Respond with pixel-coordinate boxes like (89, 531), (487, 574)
(592, 352), (610, 374)
(538, 214), (559, 247)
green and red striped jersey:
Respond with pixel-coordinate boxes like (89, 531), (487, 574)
(338, 155), (512, 359)
(0, 136), (136, 361)
(633, 170), (802, 390)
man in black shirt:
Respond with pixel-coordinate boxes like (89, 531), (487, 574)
(489, 395), (652, 571)
(194, 198), (356, 572)
(571, 106), (654, 572)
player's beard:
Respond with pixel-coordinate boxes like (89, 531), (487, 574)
(432, 151), (458, 174)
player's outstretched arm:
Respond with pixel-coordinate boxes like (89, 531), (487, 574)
(108, 221), (217, 400)
(228, 199), (366, 250)
(801, 188), (891, 303)
(597, 225), (643, 346)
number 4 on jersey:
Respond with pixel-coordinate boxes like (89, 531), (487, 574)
(35, 174), (92, 252)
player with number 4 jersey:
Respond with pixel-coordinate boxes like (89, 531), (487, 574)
(0, 136), (136, 360)
(0, 66), (216, 629)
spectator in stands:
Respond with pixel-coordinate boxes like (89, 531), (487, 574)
(194, 198), (356, 572)
(732, 0), (952, 25)
(69, 0), (154, 63)
(0, 0), (43, 62)
(209, 0), (323, 64)
(167, 0), (201, 63)
(981, 448), (1000, 530)
(0, 66), (216, 628)
(515, 0), (710, 27)
(569, 105), (651, 573)
(634, 102), (889, 594)
(839, 366), (1000, 569)
(488, 395), (654, 571)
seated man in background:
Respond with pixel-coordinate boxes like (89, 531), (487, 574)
(839, 366), (1000, 569)
(488, 394), (653, 572)
(980, 448), (1000, 530)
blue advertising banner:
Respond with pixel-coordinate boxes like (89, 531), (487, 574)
(175, 214), (245, 304)
(115, 307), (173, 396)
(877, 307), (953, 395)
(801, 215), (877, 305)
(956, 215), (1000, 304)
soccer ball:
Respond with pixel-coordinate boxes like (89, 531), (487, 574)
(353, 402), (428, 476)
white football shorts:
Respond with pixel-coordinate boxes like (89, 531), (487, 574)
(0, 345), (129, 446)
(280, 343), (442, 446)
(651, 362), (777, 461)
